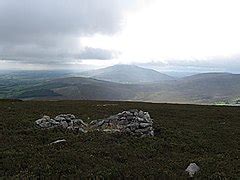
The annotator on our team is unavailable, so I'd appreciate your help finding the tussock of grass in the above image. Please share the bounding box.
[1,100,240,178]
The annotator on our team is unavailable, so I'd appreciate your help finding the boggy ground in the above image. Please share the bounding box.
[1,99,240,178]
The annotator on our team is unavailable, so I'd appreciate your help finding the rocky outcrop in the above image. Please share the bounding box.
[35,109,154,137]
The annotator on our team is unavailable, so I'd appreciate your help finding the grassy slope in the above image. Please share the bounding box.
[1,100,240,178]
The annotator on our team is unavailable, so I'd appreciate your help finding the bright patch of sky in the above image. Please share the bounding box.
[0,0,239,72]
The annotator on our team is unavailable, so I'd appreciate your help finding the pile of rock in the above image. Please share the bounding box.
[35,114,87,133]
[89,109,154,137]
[35,109,154,137]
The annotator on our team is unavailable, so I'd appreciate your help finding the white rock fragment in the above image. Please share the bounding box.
[50,139,66,145]
[185,163,200,177]
[103,129,120,133]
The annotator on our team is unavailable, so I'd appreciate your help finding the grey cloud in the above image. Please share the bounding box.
[168,57,240,72]
[138,56,240,73]
[0,0,136,63]
[76,47,117,60]
[0,46,117,64]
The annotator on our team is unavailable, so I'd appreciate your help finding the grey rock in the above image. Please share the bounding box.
[73,119,87,127]
[119,120,128,125]
[96,120,105,126]
[124,128,131,133]
[100,123,109,129]
[117,113,123,116]
[40,122,52,128]
[125,111,132,116]
[135,127,152,133]
[185,163,200,177]
[35,116,56,128]
[139,123,151,128]
[35,119,43,125]
[138,110,144,118]
[103,119,110,123]
[69,114,76,119]
[120,117,126,120]
[137,117,149,122]
[67,126,74,130]
[89,120,98,125]
[144,113,151,120]
[68,121,73,126]
[103,129,120,133]
[140,134,148,138]
[127,122,139,128]
[51,121,60,126]
[126,115,134,120]
[149,130,154,136]
[79,128,87,133]
[54,116,65,122]
[134,112,138,116]
[129,109,138,113]
[61,121,68,129]
[108,115,118,121]
[43,115,51,120]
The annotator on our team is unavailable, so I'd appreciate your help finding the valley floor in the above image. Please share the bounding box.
[1,100,240,178]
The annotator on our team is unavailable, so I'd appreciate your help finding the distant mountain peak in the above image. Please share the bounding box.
[79,64,175,83]
[112,64,137,67]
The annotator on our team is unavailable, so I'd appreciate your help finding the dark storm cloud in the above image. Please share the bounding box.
[0,0,135,63]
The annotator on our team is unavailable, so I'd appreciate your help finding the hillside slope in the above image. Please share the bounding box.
[1,100,240,178]
[179,73,240,101]
[16,77,140,100]
[134,73,240,104]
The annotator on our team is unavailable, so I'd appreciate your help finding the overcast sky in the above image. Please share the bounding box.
[0,0,239,72]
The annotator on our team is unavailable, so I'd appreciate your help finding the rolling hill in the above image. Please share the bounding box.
[9,72,239,104]
[15,77,140,100]
[179,73,240,98]
[79,64,175,83]
[0,69,239,104]
[136,73,240,104]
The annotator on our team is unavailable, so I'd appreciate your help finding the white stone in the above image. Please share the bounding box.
[61,121,68,129]
[185,163,200,177]
[139,123,151,128]
[50,139,66,145]
[138,110,144,118]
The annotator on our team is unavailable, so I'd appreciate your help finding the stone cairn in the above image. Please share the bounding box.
[35,109,154,137]
[90,109,154,137]
[35,114,88,133]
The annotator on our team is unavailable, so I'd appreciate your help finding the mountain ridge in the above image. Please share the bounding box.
[9,72,239,104]
[1,68,239,104]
